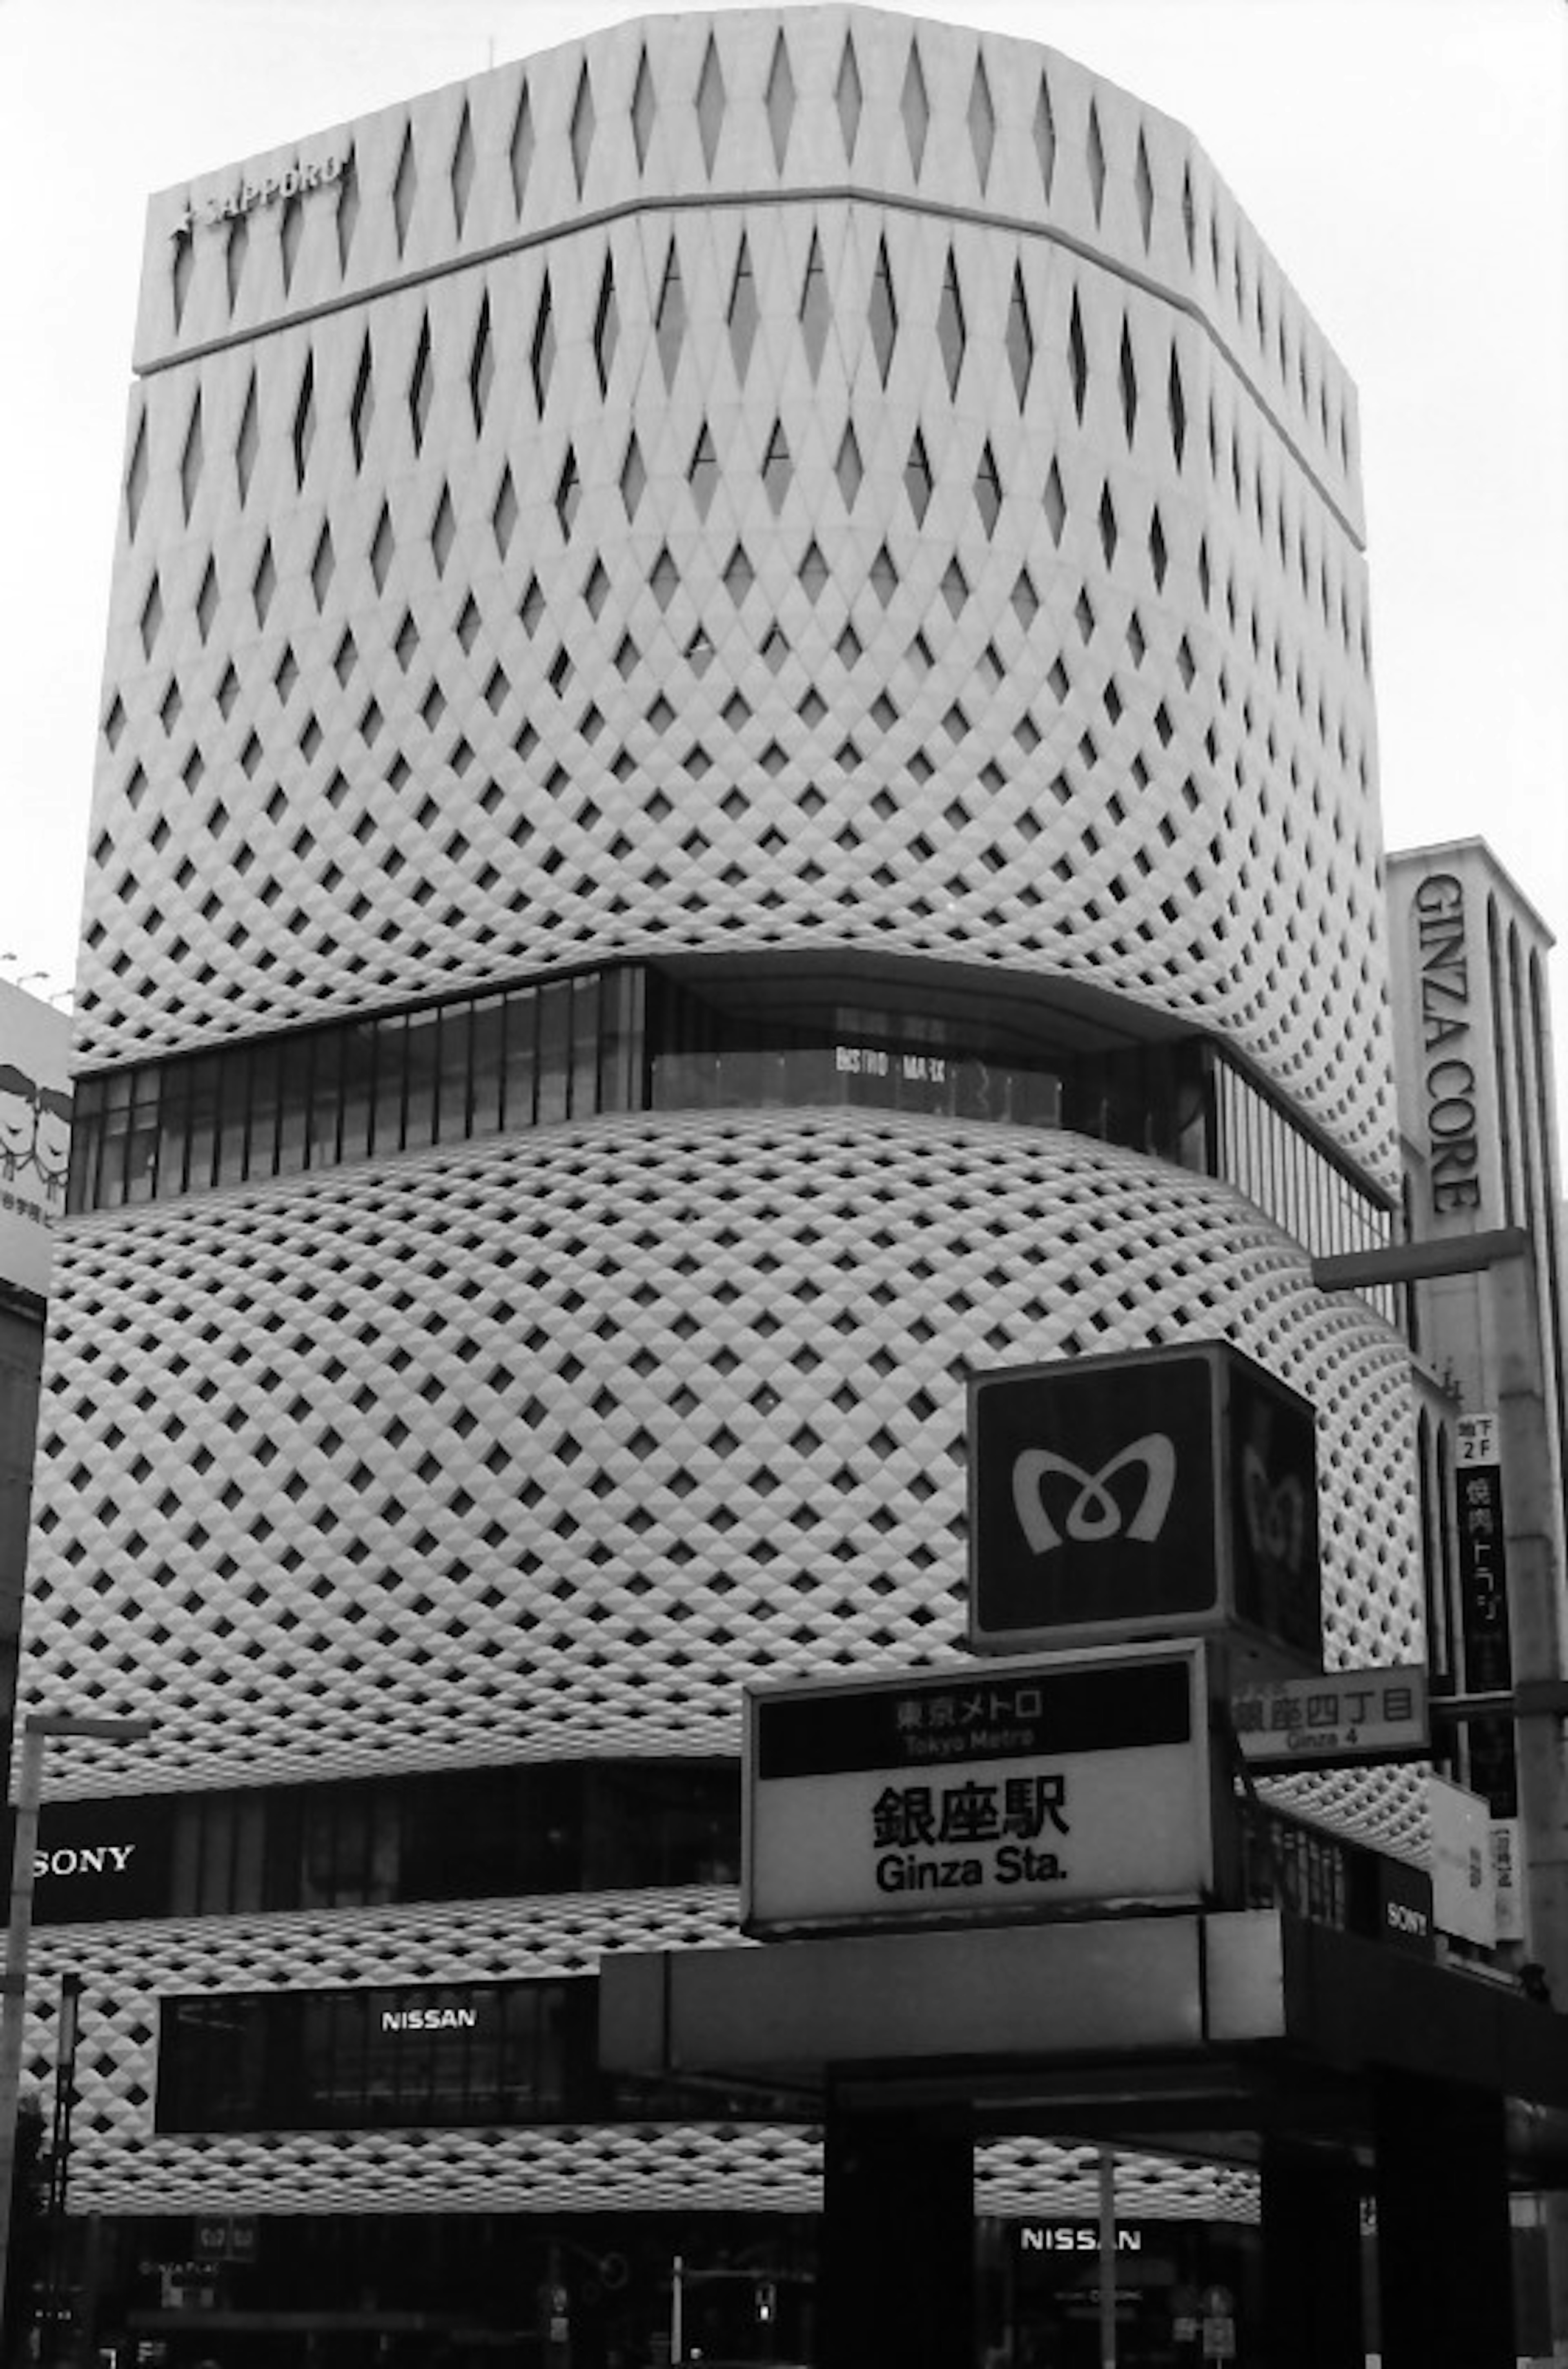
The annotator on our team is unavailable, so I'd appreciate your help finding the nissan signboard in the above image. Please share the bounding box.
[968,1343,1322,1673]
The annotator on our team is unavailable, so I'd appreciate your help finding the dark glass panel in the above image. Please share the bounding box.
[501,985,537,1128]
[402,1005,442,1149]
[369,1013,408,1154]
[276,1033,314,1176]
[570,972,600,1115]
[247,1037,283,1181]
[214,1045,252,1185]
[185,1054,222,1193]
[469,994,506,1134]
[338,1024,377,1164]
[307,1027,345,1168]
[537,980,571,1123]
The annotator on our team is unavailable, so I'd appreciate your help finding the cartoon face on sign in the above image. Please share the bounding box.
[0,1064,71,1202]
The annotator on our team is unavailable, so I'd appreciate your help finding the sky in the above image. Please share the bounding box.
[1,0,1564,1132]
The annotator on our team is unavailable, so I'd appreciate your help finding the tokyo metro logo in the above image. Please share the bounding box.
[1010,1436,1178,1558]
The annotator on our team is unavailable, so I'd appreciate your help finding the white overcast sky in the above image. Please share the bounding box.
[2,0,1564,1135]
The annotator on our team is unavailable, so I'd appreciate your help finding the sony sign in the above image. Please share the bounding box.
[1412,872,1485,1219]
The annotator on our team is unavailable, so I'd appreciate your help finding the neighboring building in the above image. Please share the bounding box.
[0,979,71,1768]
[1386,841,1567,1947]
[23,9,1433,2360]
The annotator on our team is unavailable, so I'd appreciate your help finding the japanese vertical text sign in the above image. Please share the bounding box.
[967,1344,1321,1669]
[1454,1411,1516,1817]
[742,1644,1213,1937]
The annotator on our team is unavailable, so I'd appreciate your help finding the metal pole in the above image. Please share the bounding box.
[671,2251,684,2366]
[1097,2144,1118,2369]
[0,1719,49,2349]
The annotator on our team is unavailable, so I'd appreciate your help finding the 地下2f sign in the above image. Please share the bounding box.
[968,1343,1321,1671]
[742,1643,1214,1938]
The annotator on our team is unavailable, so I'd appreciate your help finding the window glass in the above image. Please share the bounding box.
[214,1047,252,1186]
[338,1025,377,1165]
[536,981,571,1124]
[247,1038,282,1182]
[185,1055,222,1193]
[276,1035,313,1176]
[501,986,537,1128]
[469,995,505,1134]
[402,1006,442,1150]
[369,1014,408,1154]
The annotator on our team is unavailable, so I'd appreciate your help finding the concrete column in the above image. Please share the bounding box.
[818,2090,973,2369]
[1260,2137,1364,2368]
[1373,2069,1514,2369]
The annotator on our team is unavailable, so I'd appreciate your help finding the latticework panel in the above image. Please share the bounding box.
[20,1888,1258,2223]
[27,1110,1420,1796]
[82,7,1394,1183]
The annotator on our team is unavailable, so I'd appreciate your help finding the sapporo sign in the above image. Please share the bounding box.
[742,1642,1214,1938]
[968,1343,1321,1672]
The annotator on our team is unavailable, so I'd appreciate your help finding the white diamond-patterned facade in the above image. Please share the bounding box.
[32,6,1415,2249]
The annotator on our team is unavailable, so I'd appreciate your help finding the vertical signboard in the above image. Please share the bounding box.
[1455,1411,1517,1818]
[0,981,72,1298]
[968,1344,1321,1672]
[1429,1774,1498,1947]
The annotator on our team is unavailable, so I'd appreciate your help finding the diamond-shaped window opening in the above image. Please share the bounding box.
[688,423,719,518]
[431,485,456,577]
[370,501,394,591]
[1087,101,1107,225]
[835,32,862,159]
[469,292,494,432]
[697,32,726,176]
[761,419,793,515]
[869,236,898,385]
[901,38,929,177]
[650,546,680,611]
[593,257,619,392]
[279,194,305,292]
[138,571,164,657]
[904,429,934,524]
[870,544,898,606]
[171,224,195,328]
[252,540,276,625]
[974,442,1002,539]
[392,122,417,254]
[555,447,581,537]
[451,99,476,232]
[765,29,795,170]
[234,370,260,502]
[1119,321,1138,442]
[685,625,714,674]
[728,236,758,379]
[310,522,336,608]
[1097,485,1118,566]
[570,61,596,197]
[125,410,148,536]
[409,315,433,452]
[1044,458,1067,544]
[348,335,374,470]
[968,53,995,189]
[1180,161,1199,267]
[509,80,535,212]
[656,238,686,387]
[1134,128,1155,250]
[531,272,556,413]
[937,248,966,395]
[620,431,647,519]
[291,357,315,489]
[1167,347,1187,466]
[799,541,829,603]
[492,464,521,557]
[1033,75,1057,201]
[1011,566,1039,626]
[1006,265,1034,406]
[1069,291,1088,421]
[631,46,656,171]
[941,559,968,618]
[724,542,755,604]
[178,392,203,523]
[335,152,361,267]
[835,421,864,508]
[196,555,220,643]
[800,232,830,378]
[1075,588,1096,644]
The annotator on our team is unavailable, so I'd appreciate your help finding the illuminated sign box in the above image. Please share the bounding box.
[968,1343,1322,1674]
[742,1642,1214,1939]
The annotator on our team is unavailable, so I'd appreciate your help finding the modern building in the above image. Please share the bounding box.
[0,978,72,1769]
[17,6,1470,2360]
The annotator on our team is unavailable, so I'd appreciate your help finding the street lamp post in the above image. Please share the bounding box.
[0,1714,152,2360]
